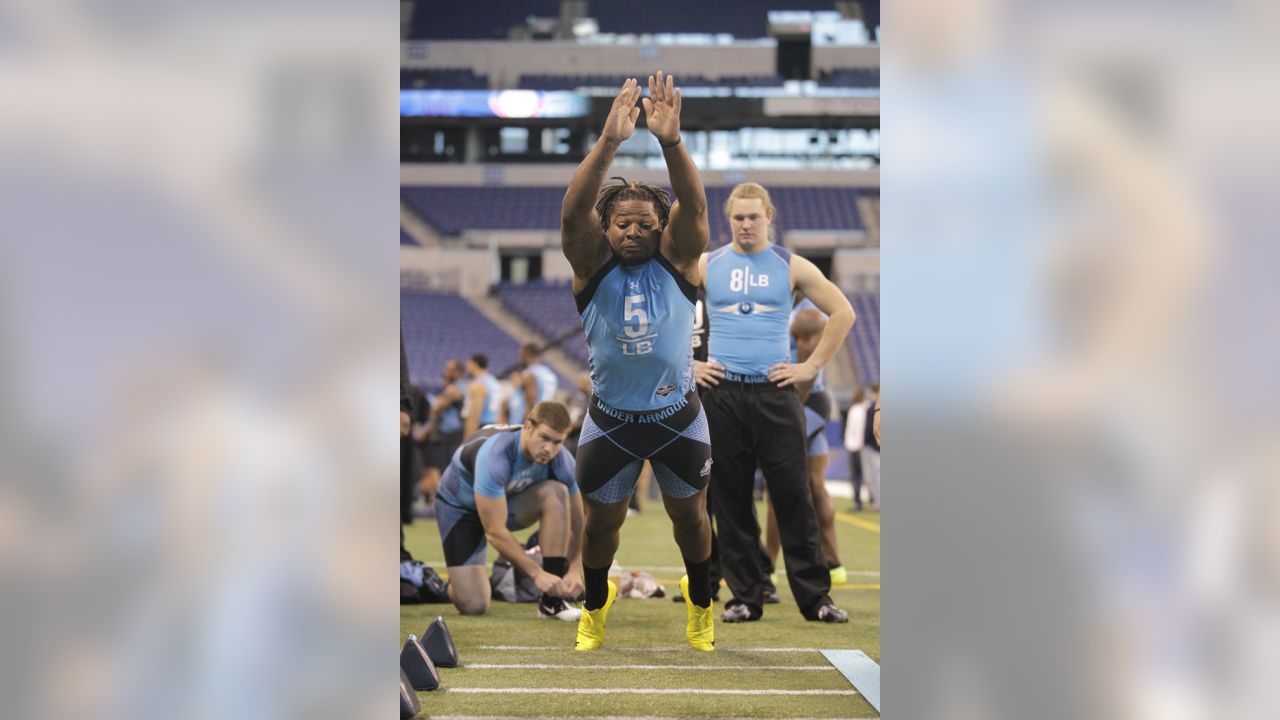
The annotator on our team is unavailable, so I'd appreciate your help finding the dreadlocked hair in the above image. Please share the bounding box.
[594,177,672,231]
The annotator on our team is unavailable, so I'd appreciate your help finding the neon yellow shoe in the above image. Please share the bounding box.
[680,575,715,652]
[769,572,778,587]
[830,565,848,586]
[574,579,618,651]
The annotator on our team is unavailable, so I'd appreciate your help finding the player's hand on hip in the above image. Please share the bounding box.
[533,570,562,595]
[602,78,642,144]
[693,360,724,388]
[768,361,818,388]
[401,411,410,436]
[642,70,682,146]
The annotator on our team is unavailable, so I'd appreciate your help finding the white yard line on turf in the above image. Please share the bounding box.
[464,663,835,671]
[433,716,880,720]
[444,688,859,696]
[477,646,832,652]
[622,565,879,577]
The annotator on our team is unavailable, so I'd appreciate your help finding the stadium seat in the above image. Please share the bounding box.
[401,291,522,392]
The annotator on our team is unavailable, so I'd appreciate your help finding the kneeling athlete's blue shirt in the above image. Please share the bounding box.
[437,426,577,512]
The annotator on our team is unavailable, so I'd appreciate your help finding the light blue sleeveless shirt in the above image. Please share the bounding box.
[438,379,467,434]
[705,244,793,378]
[576,253,697,412]
[506,386,527,425]
[470,373,500,425]
[525,362,558,402]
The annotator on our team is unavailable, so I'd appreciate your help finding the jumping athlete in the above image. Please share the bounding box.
[560,72,715,651]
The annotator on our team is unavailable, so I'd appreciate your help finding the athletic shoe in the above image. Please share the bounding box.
[537,596,583,622]
[769,572,778,587]
[721,603,759,623]
[671,590,721,603]
[757,576,778,599]
[679,575,715,652]
[815,602,849,623]
[829,565,848,586]
[574,580,618,651]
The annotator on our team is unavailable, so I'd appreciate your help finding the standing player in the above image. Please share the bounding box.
[422,359,468,507]
[464,353,500,437]
[519,343,559,407]
[502,368,528,425]
[435,401,584,620]
[561,72,715,651]
[764,307,846,586]
[700,182,855,623]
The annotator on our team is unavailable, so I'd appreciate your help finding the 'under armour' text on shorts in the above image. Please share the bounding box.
[575,390,712,504]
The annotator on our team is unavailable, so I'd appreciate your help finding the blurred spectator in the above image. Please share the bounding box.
[845,383,880,510]
[844,387,868,510]
[421,359,467,512]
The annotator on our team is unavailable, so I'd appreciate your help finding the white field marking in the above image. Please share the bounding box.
[443,688,859,696]
[432,712,880,717]
[463,663,834,671]
[622,565,878,577]
[477,646,830,653]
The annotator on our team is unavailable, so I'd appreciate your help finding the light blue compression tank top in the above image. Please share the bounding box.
[705,244,793,378]
[438,378,467,434]
[526,362,558,402]
[506,387,527,425]
[576,253,697,411]
[471,373,500,425]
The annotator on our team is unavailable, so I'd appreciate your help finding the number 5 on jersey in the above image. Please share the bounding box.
[623,294,655,355]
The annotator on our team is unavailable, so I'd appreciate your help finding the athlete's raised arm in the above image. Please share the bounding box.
[561,78,642,290]
[645,71,708,273]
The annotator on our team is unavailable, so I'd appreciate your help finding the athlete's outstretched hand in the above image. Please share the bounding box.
[693,360,725,389]
[602,78,642,145]
[768,361,819,388]
[642,70,682,147]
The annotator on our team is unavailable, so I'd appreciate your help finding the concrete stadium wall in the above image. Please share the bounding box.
[811,44,880,72]
[399,245,494,297]
[400,244,877,294]
[401,164,879,188]
[403,41,879,86]
[402,41,778,87]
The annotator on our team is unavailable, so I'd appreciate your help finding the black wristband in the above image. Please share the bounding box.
[660,137,681,148]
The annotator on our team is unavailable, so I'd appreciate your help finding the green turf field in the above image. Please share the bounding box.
[402,499,880,718]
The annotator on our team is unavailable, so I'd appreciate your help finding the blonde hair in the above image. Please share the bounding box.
[724,182,776,219]
[723,182,777,241]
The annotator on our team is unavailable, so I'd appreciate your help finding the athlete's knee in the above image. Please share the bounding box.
[584,508,624,540]
[664,495,708,528]
[454,595,490,616]
[449,583,490,616]
[537,481,570,507]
